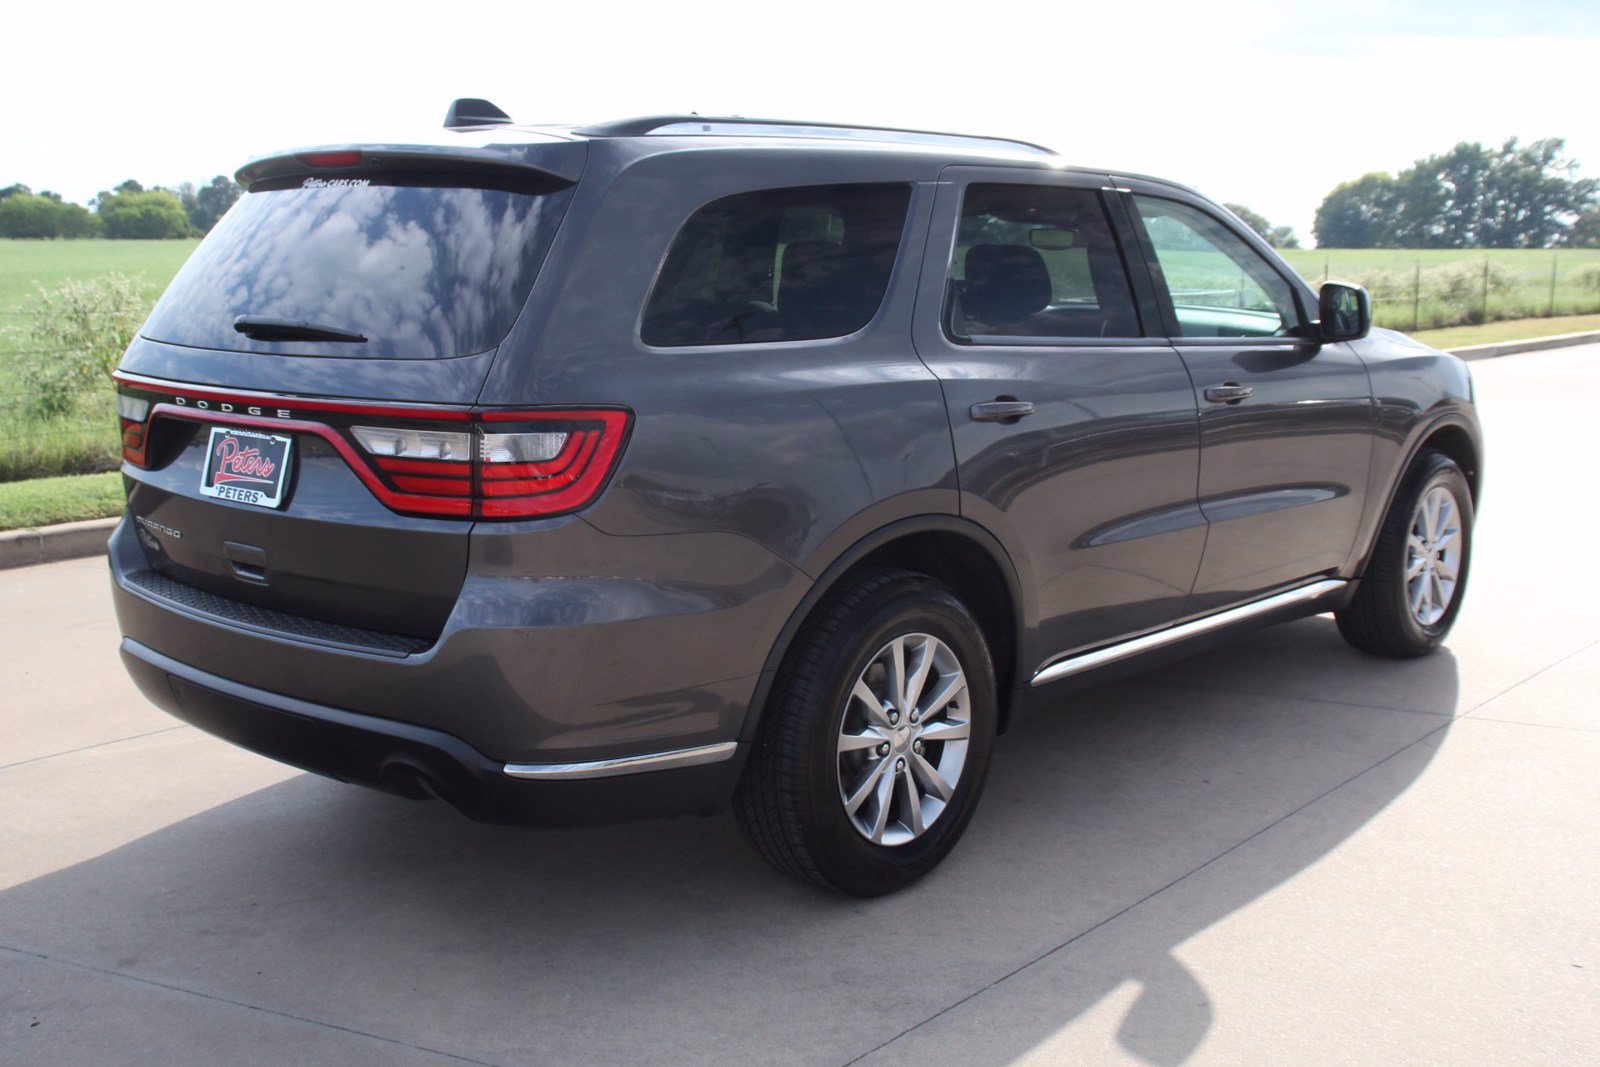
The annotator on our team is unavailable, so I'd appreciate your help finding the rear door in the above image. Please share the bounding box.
[115,161,578,641]
[912,168,1205,672]
[1120,183,1374,613]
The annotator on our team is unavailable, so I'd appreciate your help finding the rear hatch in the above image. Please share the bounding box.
[114,140,593,644]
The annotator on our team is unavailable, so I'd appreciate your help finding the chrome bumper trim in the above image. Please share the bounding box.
[503,741,739,781]
[1030,578,1348,688]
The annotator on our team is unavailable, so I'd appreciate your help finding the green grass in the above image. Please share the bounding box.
[0,238,197,312]
[0,470,123,531]
[1410,313,1600,350]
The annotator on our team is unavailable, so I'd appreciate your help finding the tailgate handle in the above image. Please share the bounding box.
[223,541,268,585]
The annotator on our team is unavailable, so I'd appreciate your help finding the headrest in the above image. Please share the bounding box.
[962,244,1053,325]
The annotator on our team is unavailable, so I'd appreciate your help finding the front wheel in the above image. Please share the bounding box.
[734,569,997,896]
[1337,450,1474,657]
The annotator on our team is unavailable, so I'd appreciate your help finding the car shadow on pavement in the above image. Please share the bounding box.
[0,616,1458,1066]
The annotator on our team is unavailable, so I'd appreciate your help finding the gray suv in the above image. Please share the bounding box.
[110,102,1481,895]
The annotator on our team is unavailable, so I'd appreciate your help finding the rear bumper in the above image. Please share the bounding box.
[121,638,747,826]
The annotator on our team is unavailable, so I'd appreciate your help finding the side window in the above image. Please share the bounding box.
[948,184,1141,341]
[641,184,911,347]
[1132,196,1303,339]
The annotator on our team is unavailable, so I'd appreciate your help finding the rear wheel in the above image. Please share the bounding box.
[734,569,997,896]
[1337,451,1473,657]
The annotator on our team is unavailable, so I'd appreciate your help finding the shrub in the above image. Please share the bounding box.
[97,189,193,239]
[10,274,149,418]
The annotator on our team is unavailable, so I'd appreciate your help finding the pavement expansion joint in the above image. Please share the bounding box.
[0,944,503,1067]
[847,718,1454,1064]
[0,725,189,774]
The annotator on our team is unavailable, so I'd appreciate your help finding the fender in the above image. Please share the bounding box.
[1352,407,1482,578]
[734,514,1028,744]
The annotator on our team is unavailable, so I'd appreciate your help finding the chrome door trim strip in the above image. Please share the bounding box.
[1030,579,1347,688]
[503,741,738,781]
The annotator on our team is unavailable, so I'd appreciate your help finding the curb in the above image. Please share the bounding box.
[1449,329,1600,361]
[0,517,118,571]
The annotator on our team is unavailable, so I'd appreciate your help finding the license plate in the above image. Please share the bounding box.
[199,426,293,509]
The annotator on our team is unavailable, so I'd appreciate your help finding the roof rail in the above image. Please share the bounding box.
[569,115,1055,155]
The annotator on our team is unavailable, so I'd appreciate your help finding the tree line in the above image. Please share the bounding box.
[1313,137,1599,249]
[0,177,242,239]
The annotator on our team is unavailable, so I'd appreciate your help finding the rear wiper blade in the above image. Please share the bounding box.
[233,315,368,343]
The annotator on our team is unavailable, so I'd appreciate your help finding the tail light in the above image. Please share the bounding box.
[352,410,631,518]
[112,375,630,521]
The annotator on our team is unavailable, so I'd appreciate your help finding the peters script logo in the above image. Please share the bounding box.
[302,177,370,189]
[211,434,278,487]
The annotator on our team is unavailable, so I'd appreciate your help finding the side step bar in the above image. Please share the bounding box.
[1031,579,1348,688]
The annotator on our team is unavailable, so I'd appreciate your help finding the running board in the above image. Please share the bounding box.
[1030,579,1348,688]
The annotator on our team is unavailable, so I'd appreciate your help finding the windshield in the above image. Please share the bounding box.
[141,179,574,359]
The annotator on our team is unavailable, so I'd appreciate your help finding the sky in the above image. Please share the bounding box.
[3,0,1596,246]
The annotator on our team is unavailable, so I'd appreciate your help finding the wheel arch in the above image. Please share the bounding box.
[738,515,1028,742]
[1355,411,1482,577]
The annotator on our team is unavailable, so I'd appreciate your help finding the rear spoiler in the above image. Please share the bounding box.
[235,140,587,191]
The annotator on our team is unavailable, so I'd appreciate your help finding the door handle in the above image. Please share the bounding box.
[1203,382,1254,404]
[970,399,1035,423]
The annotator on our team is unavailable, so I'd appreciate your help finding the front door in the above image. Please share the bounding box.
[912,169,1205,675]
[1123,186,1375,613]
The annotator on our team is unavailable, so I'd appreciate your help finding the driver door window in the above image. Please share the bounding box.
[1132,196,1303,339]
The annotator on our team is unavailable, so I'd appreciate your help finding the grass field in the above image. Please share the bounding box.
[1411,313,1600,349]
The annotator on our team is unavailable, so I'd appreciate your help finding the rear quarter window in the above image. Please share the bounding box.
[641,184,912,347]
[141,179,575,360]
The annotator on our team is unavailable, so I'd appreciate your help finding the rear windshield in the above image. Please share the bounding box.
[141,179,575,359]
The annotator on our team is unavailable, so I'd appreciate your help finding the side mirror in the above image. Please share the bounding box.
[1318,281,1371,342]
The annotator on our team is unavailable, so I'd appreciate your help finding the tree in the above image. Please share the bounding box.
[97,188,193,238]
[0,183,32,200]
[1312,138,1598,248]
[1569,207,1600,248]
[0,193,100,238]
[1313,173,1402,248]
[1224,203,1300,249]
[189,175,242,233]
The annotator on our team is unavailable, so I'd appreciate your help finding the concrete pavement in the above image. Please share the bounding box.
[2,347,1597,1065]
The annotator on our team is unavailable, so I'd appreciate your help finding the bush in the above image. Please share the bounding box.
[97,189,193,239]
[9,274,150,418]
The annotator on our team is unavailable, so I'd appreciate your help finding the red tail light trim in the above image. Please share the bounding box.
[112,374,630,521]
[147,405,473,516]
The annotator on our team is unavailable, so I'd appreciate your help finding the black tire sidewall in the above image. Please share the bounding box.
[1383,455,1474,650]
[796,579,997,895]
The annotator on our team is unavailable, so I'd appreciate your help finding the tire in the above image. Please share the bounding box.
[1337,450,1473,658]
[734,569,997,896]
